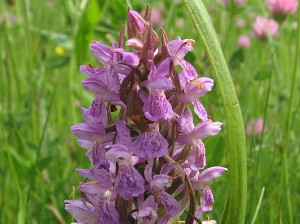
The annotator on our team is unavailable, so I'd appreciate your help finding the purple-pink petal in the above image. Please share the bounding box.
[82,97,107,129]
[194,206,204,223]
[181,77,214,103]
[133,123,168,159]
[150,174,172,193]
[192,120,222,139]
[106,146,132,165]
[76,168,112,185]
[160,163,175,175]
[142,76,173,90]
[176,108,194,134]
[79,182,112,202]
[167,38,183,56]
[189,139,206,170]
[175,39,195,60]
[197,77,214,92]
[177,120,222,145]
[178,59,198,84]
[115,120,133,149]
[142,60,173,90]
[114,63,131,76]
[80,65,107,78]
[71,123,105,142]
[156,192,180,217]
[167,38,195,64]
[193,166,228,190]
[97,201,119,224]
[137,195,158,224]
[70,193,118,224]
[192,99,208,121]
[82,78,125,107]
[81,141,111,167]
[128,10,148,36]
[126,38,144,51]
[144,159,154,183]
[200,186,214,211]
[90,41,113,65]
[114,164,145,200]
[143,89,174,122]
[65,200,97,224]
[154,57,172,78]
[82,78,117,99]
[112,48,140,67]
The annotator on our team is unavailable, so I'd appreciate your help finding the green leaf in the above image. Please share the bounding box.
[37,155,54,171]
[39,30,72,49]
[7,146,30,174]
[254,66,272,81]
[205,135,225,165]
[17,190,27,224]
[229,48,244,71]
[46,56,70,68]
[183,1,247,224]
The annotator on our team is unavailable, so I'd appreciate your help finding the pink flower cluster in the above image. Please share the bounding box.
[237,35,251,48]
[267,0,298,17]
[252,16,279,40]
[252,0,298,41]
[246,118,264,136]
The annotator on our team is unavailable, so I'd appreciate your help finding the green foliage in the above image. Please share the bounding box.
[254,66,272,81]
[74,0,100,65]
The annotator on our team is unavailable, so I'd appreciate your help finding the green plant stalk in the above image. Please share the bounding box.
[125,0,132,8]
[69,54,78,124]
[281,4,300,224]
[164,1,176,30]
[250,187,265,224]
[183,1,247,223]
[26,81,58,211]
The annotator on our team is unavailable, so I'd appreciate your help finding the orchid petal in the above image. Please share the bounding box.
[114,165,145,200]
[80,65,107,78]
[65,200,97,224]
[156,192,180,217]
[142,89,174,122]
[90,41,112,65]
[200,186,214,211]
[76,168,112,185]
[133,123,168,158]
[115,120,133,149]
[176,108,194,134]
[192,99,208,121]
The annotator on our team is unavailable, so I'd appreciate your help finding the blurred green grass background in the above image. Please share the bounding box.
[0,0,299,223]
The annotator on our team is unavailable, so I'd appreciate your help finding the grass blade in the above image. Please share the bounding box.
[251,187,265,224]
[183,1,247,223]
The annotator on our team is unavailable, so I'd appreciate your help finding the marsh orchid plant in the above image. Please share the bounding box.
[65,6,227,224]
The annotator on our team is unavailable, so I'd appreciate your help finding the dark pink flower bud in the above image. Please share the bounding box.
[126,38,144,50]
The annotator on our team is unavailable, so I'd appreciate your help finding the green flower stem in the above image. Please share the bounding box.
[183,1,247,224]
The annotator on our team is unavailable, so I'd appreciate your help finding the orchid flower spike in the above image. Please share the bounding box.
[65,5,227,224]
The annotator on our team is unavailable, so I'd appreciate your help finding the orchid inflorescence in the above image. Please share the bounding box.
[65,6,227,224]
